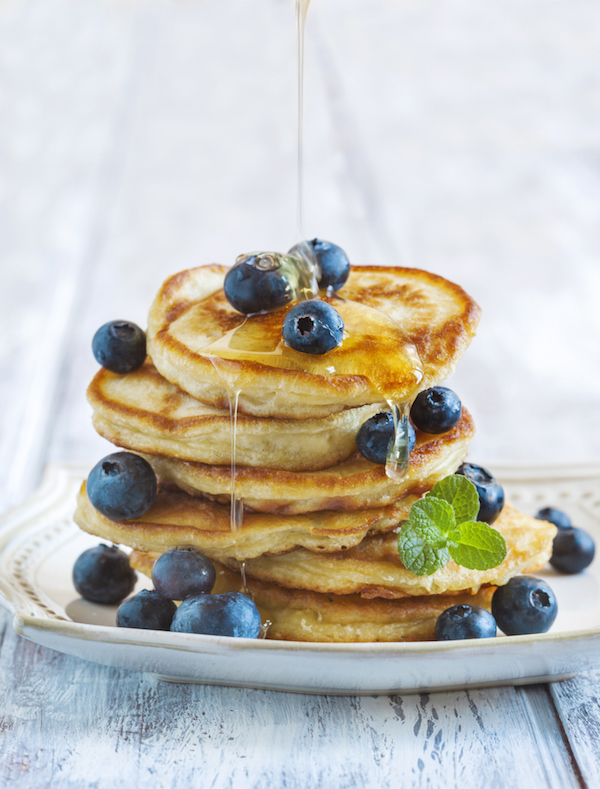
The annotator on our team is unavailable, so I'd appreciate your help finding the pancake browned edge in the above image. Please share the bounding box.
[147,409,475,513]
[130,552,496,643]
[147,265,481,419]
[74,483,417,560]
[225,504,557,599]
[88,361,383,472]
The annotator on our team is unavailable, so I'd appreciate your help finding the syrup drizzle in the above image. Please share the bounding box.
[201,0,420,611]
[296,0,311,239]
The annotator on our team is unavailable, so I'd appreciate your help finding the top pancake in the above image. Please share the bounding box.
[147,265,481,419]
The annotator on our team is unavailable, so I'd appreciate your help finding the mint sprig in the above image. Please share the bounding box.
[398,475,507,576]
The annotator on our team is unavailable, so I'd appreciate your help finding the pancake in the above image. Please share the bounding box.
[130,554,496,643]
[147,408,475,513]
[223,504,556,598]
[74,483,417,559]
[88,361,382,472]
[147,265,481,419]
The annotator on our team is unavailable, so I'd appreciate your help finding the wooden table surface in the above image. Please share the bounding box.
[1,0,600,786]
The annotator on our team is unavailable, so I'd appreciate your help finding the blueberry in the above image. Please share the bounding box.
[435,605,497,640]
[356,411,416,465]
[456,463,505,524]
[72,544,136,605]
[87,452,157,521]
[535,507,572,531]
[224,253,292,314]
[492,576,558,635]
[550,528,595,574]
[410,387,462,434]
[170,592,262,638]
[116,589,176,630]
[152,549,216,600]
[308,238,351,292]
[282,299,344,355]
[92,321,146,374]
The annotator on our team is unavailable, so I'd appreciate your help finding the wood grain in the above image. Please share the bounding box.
[0,0,599,786]
[0,612,584,788]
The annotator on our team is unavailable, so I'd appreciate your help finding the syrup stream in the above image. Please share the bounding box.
[296,0,311,239]
[205,0,418,616]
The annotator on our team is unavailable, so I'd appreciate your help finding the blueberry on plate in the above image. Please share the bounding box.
[170,592,262,638]
[550,528,595,574]
[282,299,344,355]
[307,238,351,292]
[535,506,572,531]
[356,411,416,465]
[92,320,146,374]
[116,589,176,630]
[224,252,293,314]
[87,452,157,521]
[410,387,462,434]
[435,605,497,640]
[492,576,558,635]
[456,463,505,524]
[152,549,216,600]
[73,544,136,605]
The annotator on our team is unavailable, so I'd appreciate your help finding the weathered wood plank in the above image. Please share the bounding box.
[549,672,600,787]
[0,0,140,510]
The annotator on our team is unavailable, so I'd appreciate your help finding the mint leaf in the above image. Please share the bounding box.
[427,475,479,524]
[447,521,507,570]
[397,497,455,575]
[397,523,451,576]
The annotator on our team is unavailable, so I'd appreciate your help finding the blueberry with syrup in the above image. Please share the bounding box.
[282,299,344,355]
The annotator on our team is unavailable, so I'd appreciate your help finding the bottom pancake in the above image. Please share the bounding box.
[130,552,496,643]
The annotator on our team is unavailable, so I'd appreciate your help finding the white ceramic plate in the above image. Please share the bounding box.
[1,463,599,695]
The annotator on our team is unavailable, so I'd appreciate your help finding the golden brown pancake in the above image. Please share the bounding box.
[147,408,475,513]
[74,483,417,559]
[222,504,556,598]
[130,554,496,643]
[147,265,481,419]
[88,361,382,472]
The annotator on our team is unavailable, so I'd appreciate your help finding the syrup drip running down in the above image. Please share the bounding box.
[228,389,243,532]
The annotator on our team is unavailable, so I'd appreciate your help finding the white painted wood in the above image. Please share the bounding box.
[0,0,599,785]
[0,618,582,789]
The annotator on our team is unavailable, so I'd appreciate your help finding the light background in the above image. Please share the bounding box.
[1,0,599,509]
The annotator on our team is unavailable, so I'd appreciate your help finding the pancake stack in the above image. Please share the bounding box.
[74,264,556,641]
